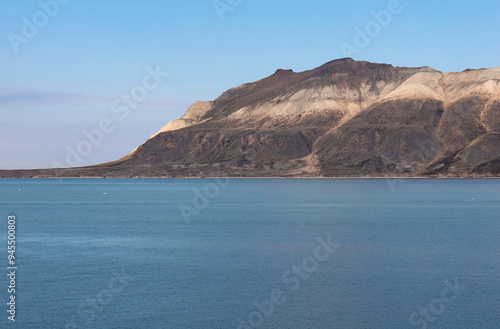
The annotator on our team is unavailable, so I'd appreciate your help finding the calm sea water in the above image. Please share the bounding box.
[0,178,499,328]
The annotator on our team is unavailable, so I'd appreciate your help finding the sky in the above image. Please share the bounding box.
[1,0,499,169]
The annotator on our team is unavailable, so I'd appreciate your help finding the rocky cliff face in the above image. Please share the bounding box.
[3,58,500,178]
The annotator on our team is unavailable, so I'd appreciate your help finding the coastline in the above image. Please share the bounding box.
[1,176,499,179]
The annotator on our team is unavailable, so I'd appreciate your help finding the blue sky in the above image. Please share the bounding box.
[1,0,499,169]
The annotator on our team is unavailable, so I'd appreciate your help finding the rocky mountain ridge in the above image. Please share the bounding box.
[2,58,500,178]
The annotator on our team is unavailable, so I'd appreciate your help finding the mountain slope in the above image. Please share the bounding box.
[2,58,500,178]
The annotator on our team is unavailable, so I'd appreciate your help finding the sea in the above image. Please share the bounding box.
[0,178,498,328]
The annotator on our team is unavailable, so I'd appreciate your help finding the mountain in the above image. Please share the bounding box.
[2,58,500,178]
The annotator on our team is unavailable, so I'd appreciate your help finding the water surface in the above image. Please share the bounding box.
[0,179,498,328]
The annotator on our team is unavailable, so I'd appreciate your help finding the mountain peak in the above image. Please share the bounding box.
[274,68,294,74]
[3,59,500,178]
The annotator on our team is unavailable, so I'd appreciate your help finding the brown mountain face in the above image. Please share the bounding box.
[3,58,500,178]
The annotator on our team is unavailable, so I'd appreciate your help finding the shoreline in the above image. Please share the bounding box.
[1,176,499,180]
